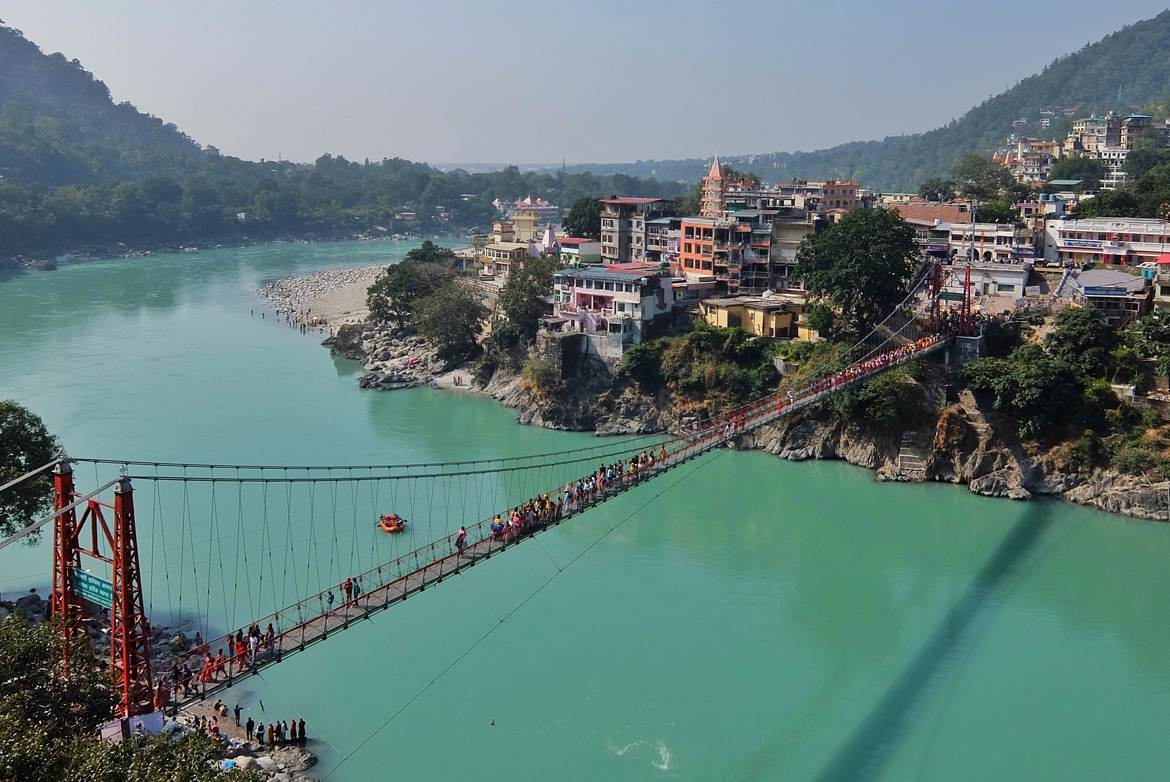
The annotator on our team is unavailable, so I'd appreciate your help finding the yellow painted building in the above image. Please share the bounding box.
[699,295,808,339]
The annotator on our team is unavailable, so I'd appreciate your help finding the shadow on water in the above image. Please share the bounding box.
[332,353,363,377]
[816,502,1056,782]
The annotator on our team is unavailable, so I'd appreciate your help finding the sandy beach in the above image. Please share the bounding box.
[256,265,383,331]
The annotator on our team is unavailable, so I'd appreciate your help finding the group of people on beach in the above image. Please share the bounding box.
[253,307,329,335]
[190,700,308,748]
[246,715,306,747]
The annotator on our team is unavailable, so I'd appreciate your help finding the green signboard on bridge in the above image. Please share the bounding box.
[73,568,113,607]
[939,291,965,302]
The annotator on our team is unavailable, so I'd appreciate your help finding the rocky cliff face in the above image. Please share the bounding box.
[739,386,1170,522]
[327,323,1169,522]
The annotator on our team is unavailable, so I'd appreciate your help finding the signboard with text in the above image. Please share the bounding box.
[73,568,113,607]
[939,291,965,301]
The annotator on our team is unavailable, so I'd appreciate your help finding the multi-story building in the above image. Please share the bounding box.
[1119,114,1170,149]
[511,196,561,226]
[479,242,530,280]
[1045,217,1170,267]
[1065,113,1122,156]
[1098,147,1131,189]
[770,208,818,291]
[946,222,1040,263]
[511,205,544,242]
[820,179,860,211]
[599,197,678,264]
[1005,137,1062,184]
[1071,268,1152,326]
[675,207,815,295]
[645,216,681,266]
[551,263,674,343]
[724,178,860,214]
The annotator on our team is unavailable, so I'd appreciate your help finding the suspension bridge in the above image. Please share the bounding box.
[0,261,980,717]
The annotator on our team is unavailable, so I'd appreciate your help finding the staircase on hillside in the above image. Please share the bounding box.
[897,430,930,479]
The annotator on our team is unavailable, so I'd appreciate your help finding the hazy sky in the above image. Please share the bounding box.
[6,0,1169,165]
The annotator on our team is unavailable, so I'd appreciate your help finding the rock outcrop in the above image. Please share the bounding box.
[325,314,1169,522]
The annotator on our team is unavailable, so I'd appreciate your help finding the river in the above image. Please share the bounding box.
[2,240,1170,780]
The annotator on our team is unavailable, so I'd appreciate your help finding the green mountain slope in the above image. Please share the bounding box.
[556,10,1170,191]
[0,23,206,185]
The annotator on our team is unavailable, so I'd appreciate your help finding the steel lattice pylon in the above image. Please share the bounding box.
[110,476,153,716]
[49,461,87,658]
[50,467,154,716]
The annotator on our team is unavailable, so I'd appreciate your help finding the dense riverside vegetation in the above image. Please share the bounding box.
[962,309,1170,477]
[619,324,780,408]
[0,613,258,781]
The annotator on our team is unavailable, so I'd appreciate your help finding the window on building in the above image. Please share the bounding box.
[625,283,634,292]
[575,279,583,288]
[685,243,692,253]
[684,258,694,268]
[605,282,614,291]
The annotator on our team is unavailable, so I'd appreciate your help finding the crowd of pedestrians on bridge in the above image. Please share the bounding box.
[150,330,951,716]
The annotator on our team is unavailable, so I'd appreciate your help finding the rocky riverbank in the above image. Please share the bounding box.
[319,313,1170,522]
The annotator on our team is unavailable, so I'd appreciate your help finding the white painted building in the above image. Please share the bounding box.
[1044,217,1170,267]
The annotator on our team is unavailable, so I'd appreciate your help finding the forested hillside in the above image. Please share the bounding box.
[0,23,204,185]
[555,10,1170,191]
[0,24,685,257]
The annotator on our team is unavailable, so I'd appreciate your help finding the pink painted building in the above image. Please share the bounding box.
[551,263,673,342]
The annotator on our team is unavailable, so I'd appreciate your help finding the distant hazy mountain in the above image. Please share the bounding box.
[0,22,205,185]
[544,10,1170,192]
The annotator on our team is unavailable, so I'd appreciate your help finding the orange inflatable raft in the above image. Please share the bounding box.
[379,514,406,533]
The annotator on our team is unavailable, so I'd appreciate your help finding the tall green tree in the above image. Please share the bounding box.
[413,280,487,359]
[562,198,602,240]
[917,177,957,202]
[1046,157,1106,191]
[403,240,458,265]
[0,400,58,539]
[975,199,1017,223]
[366,243,460,329]
[794,208,918,338]
[1077,189,1140,218]
[951,155,1014,200]
[494,254,561,345]
[1044,306,1114,378]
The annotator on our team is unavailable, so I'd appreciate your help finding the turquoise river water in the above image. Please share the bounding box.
[3,241,1170,780]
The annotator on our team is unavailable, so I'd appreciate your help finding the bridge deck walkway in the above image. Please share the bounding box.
[173,336,952,708]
